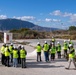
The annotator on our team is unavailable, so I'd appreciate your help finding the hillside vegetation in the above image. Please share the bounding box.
[0,26,76,42]
[10,28,47,39]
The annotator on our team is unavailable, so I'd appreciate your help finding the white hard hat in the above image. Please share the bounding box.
[69,44,72,47]
[37,42,40,45]
[52,43,54,44]
[57,42,60,44]
[45,41,47,43]
[21,45,24,48]
[11,43,13,45]
[64,40,66,42]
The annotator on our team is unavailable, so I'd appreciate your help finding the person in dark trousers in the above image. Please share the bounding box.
[5,45,10,67]
[1,43,6,65]
[18,45,21,64]
[51,36,55,45]
[63,40,68,58]
[20,46,27,68]
[56,42,61,59]
[36,42,42,62]
[50,43,56,61]
[9,43,14,63]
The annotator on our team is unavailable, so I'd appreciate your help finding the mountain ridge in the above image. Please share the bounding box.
[0,18,59,31]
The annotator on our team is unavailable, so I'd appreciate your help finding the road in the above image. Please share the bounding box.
[0,39,76,75]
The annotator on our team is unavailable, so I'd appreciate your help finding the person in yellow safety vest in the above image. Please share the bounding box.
[63,40,68,58]
[43,41,49,62]
[65,44,76,70]
[50,43,56,61]
[20,46,27,68]
[51,37,55,45]
[68,39,74,50]
[56,42,61,59]
[9,43,14,63]
[36,42,42,62]
[0,43,6,65]
[13,46,18,67]
[5,44,10,67]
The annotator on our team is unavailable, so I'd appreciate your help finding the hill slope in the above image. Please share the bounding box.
[0,18,59,31]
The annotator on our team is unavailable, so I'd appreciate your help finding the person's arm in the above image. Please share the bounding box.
[25,50,27,55]
[70,49,74,53]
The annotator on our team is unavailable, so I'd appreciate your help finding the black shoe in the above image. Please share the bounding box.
[65,68,69,70]
[40,60,42,61]
[74,68,76,70]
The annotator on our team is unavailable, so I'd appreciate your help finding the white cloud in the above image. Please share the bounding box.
[70,14,76,22]
[52,19,61,22]
[13,16,35,21]
[50,10,62,16]
[0,15,7,19]
[63,12,72,17]
[45,18,61,22]
[50,10,72,17]
[45,18,52,22]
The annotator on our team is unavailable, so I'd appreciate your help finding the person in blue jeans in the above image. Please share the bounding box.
[43,41,49,62]
[13,46,18,67]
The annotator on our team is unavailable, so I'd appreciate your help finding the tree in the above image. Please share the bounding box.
[69,26,76,31]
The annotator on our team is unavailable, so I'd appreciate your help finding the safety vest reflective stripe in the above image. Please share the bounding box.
[9,46,13,53]
[63,43,68,50]
[36,45,41,52]
[5,47,10,56]
[50,47,56,54]
[57,45,61,51]
[1,46,5,54]
[13,50,18,58]
[52,39,55,41]
[20,49,26,58]
[69,48,75,58]
[43,44,49,51]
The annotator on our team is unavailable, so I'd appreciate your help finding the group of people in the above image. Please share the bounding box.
[0,37,76,70]
[0,43,27,68]
[36,38,76,70]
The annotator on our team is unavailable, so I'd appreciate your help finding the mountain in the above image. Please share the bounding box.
[0,18,59,31]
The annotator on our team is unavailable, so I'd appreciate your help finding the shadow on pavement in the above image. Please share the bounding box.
[27,61,64,68]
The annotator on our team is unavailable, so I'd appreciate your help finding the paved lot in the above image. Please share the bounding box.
[0,39,76,75]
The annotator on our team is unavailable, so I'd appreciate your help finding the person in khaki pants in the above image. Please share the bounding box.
[65,44,76,70]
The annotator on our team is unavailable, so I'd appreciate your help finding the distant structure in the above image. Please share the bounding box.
[4,32,13,43]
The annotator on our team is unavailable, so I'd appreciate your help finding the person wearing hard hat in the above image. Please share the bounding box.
[20,46,27,68]
[68,39,74,50]
[36,42,42,62]
[13,46,18,67]
[4,44,10,67]
[56,42,61,59]
[18,45,21,64]
[0,43,6,65]
[51,36,55,45]
[43,41,49,62]
[63,40,68,58]
[50,43,56,61]
[9,43,14,63]
[65,44,76,70]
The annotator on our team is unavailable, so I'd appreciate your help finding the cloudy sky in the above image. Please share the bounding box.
[0,0,76,29]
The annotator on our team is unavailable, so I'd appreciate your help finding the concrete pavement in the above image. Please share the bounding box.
[0,39,76,75]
